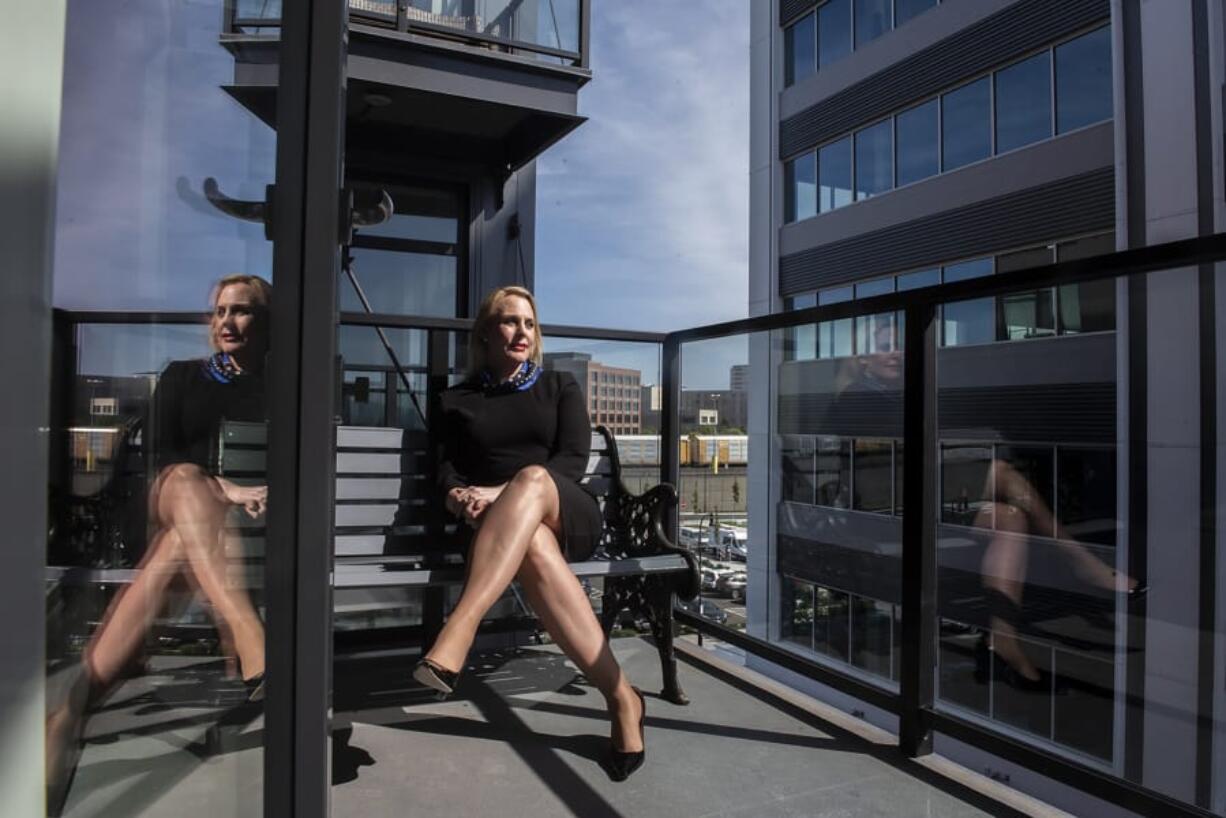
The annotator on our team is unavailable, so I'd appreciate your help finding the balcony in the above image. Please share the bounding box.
[43,233,1226,818]
[221,0,590,172]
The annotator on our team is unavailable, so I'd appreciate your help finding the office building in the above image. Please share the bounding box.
[748,1,1226,814]
[543,351,643,434]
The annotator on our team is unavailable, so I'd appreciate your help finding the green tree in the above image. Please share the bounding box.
[731,479,741,507]
[691,485,700,513]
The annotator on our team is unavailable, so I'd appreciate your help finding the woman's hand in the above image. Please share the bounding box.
[447,485,506,529]
[217,478,268,519]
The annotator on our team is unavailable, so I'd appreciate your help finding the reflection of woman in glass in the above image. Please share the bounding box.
[48,275,271,803]
[976,459,1138,686]
[413,286,647,781]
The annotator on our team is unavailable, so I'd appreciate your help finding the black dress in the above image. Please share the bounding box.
[437,370,602,562]
[150,358,266,472]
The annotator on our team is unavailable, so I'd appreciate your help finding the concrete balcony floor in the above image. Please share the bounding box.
[56,636,1066,817]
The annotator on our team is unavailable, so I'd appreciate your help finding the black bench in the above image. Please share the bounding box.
[216,421,701,704]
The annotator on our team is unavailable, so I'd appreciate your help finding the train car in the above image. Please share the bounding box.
[686,434,748,466]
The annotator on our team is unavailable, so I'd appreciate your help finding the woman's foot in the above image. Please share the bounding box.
[607,686,646,782]
[413,657,461,698]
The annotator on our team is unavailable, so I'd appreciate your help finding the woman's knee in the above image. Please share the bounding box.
[511,465,551,492]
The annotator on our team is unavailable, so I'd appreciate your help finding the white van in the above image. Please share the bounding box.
[714,528,748,561]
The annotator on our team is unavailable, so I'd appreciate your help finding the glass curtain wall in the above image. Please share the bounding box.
[41,0,325,814]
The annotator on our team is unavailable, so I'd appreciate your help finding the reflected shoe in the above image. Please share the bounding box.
[607,686,646,782]
[244,673,266,703]
[413,658,459,698]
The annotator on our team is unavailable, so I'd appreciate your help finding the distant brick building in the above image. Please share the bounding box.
[542,352,642,435]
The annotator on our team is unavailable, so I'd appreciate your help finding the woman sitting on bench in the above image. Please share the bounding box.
[48,275,272,800]
[413,285,647,782]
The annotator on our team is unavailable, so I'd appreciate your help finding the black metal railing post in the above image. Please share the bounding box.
[660,335,682,543]
[899,299,938,757]
[421,328,451,648]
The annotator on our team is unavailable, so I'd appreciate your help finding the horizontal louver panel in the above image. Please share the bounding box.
[780,168,1114,295]
[780,0,818,26]
[938,383,1116,443]
[780,0,1109,158]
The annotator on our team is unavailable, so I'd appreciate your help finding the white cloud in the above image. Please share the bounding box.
[535,0,750,334]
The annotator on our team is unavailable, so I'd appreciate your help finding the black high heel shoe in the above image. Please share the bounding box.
[244,672,265,703]
[413,658,460,698]
[607,686,646,782]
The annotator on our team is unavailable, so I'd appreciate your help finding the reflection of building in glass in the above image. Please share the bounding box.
[543,352,641,435]
[729,364,749,392]
[680,389,747,433]
[752,0,1225,806]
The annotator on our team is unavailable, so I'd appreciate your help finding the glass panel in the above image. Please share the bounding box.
[816,436,852,507]
[942,78,991,170]
[894,0,937,27]
[855,311,899,355]
[785,294,818,361]
[997,245,1054,273]
[998,288,1056,340]
[853,439,893,513]
[855,277,894,299]
[819,137,853,213]
[854,0,892,48]
[855,119,894,200]
[785,153,818,223]
[934,268,1138,769]
[851,596,895,677]
[355,186,460,242]
[942,258,995,347]
[818,0,852,69]
[814,584,851,661]
[785,12,817,87]
[1056,447,1117,546]
[341,249,458,316]
[44,1,302,810]
[782,578,815,649]
[941,444,994,528]
[895,98,940,186]
[896,267,941,291]
[773,320,903,688]
[1057,234,1117,334]
[819,318,854,358]
[994,52,1052,153]
[678,336,753,632]
[819,285,854,305]
[1056,25,1113,134]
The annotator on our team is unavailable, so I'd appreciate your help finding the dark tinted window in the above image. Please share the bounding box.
[785,153,817,223]
[819,137,853,212]
[855,119,893,200]
[895,99,939,185]
[1057,447,1117,545]
[853,439,893,513]
[942,78,991,170]
[816,436,852,508]
[854,0,891,48]
[994,52,1052,153]
[894,0,937,27]
[1056,26,1113,133]
[818,0,853,68]
[941,444,994,528]
[785,12,817,87]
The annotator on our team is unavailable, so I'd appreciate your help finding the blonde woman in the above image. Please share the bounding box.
[414,285,647,781]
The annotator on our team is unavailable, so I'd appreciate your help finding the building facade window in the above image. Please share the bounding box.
[855,119,894,200]
[994,51,1052,153]
[783,26,1112,225]
[819,137,853,212]
[1055,26,1113,134]
[895,98,940,186]
[818,0,853,69]
[941,77,991,171]
[785,0,942,88]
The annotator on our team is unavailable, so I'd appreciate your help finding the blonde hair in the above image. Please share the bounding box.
[467,285,543,377]
[208,274,273,353]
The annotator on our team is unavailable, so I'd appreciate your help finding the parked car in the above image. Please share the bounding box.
[678,597,728,625]
[715,571,747,601]
[678,526,710,550]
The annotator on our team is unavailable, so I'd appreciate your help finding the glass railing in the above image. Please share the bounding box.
[227,0,587,67]
[662,233,1226,818]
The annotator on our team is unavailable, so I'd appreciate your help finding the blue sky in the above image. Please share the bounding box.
[535,0,751,387]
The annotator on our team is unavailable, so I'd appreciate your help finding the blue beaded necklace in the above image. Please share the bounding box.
[480,360,541,395]
[203,352,244,384]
